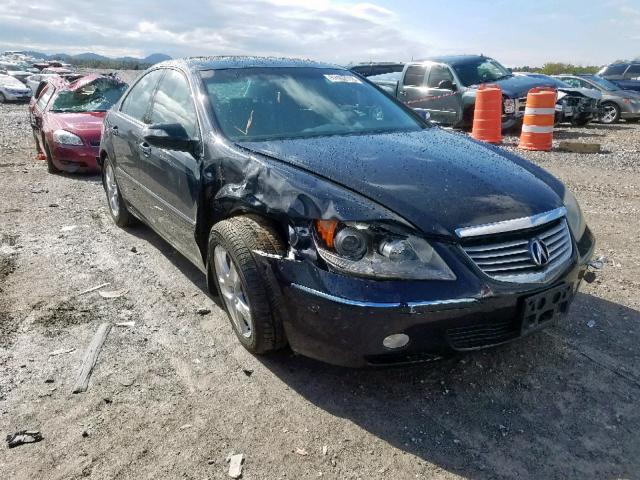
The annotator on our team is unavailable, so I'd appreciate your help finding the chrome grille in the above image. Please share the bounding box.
[462,219,573,283]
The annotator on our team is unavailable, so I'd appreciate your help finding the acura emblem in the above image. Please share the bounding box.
[528,238,550,267]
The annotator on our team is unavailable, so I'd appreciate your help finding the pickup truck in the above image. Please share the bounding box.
[369,55,553,130]
[597,62,640,92]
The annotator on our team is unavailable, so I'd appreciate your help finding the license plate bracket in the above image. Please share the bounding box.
[521,284,573,334]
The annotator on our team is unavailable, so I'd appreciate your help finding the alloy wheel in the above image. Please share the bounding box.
[213,245,253,338]
[104,163,120,216]
[601,104,618,124]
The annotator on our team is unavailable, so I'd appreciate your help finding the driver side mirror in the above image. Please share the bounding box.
[438,79,456,91]
[142,123,196,153]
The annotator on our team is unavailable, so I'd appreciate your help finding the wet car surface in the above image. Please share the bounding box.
[99,57,595,366]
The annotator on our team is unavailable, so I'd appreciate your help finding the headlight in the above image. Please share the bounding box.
[313,220,456,280]
[53,129,84,146]
[563,189,586,239]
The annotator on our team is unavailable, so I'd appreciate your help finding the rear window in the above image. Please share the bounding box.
[602,64,627,76]
[403,65,427,87]
[625,65,640,78]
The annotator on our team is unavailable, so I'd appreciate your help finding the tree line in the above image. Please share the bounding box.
[512,63,600,75]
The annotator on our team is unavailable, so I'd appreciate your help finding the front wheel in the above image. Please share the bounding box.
[103,156,134,227]
[208,216,287,354]
[44,142,59,174]
[600,102,621,124]
[0,92,6,103]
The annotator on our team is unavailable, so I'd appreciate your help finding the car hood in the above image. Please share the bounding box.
[241,129,564,238]
[48,111,105,133]
[558,87,602,100]
[472,75,551,98]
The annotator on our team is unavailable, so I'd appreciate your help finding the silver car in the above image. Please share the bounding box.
[0,74,31,102]
[555,74,640,124]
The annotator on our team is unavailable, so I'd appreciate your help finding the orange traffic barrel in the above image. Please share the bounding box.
[518,87,556,151]
[472,84,502,144]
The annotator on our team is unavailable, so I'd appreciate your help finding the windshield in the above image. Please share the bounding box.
[50,80,127,113]
[200,67,423,142]
[452,58,512,86]
[586,76,620,91]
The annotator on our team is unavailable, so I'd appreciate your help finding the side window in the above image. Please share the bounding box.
[625,65,640,79]
[603,64,627,77]
[403,65,428,87]
[150,69,198,138]
[36,85,54,110]
[120,69,164,123]
[578,79,596,89]
[427,64,454,88]
[562,78,580,88]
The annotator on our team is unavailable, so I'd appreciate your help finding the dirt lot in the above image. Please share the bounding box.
[0,101,639,480]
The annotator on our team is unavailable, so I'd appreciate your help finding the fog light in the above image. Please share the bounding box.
[383,333,409,349]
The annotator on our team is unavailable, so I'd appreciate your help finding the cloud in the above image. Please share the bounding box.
[0,0,433,63]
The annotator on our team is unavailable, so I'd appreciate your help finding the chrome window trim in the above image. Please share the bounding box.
[291,283,477,309]
[455,207,567,238]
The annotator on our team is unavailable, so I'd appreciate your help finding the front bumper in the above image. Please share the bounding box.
[260,228,595,367]
[2,90,31,102]
[50,143,100,173]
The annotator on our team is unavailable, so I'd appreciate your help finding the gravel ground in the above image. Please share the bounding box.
[0,101,639,479]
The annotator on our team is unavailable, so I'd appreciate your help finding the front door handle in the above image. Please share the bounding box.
[139,142,151,157]
[111,125,119,136]
[399,90,407,97]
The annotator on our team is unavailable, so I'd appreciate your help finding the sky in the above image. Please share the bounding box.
[0,0,638,66]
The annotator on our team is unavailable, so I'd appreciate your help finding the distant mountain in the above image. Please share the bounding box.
[142,53,172,64]
[19,50,172,65]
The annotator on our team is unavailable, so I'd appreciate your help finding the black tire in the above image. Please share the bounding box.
[0,92,6,103]
[102,156,134,227]
[44,142,59,174]
[600,102,621,124]
[208,215,287,354]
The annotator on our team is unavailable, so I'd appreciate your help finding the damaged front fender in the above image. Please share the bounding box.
[204,136,413,229]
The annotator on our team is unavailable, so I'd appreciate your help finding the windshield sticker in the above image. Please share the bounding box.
[324,74,361,84]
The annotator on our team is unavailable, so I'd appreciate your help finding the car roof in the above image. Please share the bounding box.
[414,55,494,65]
[155,56,341,71]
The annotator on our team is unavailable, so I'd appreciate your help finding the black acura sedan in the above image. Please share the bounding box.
[99,57,595,367]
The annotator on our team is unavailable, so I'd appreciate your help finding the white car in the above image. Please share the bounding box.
[25,73,62,95]
[0,74,31,102]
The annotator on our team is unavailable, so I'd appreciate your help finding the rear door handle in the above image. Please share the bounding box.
[139,142,151,157]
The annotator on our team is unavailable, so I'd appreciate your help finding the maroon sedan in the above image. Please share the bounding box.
[31,75,127,173]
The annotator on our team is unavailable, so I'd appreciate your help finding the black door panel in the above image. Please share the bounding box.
[138,68,203,268]
[112,69,165,216]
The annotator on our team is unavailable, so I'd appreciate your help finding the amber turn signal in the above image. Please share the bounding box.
[315,219,338,248]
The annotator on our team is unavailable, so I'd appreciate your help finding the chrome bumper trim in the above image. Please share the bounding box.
[291,283,477,309]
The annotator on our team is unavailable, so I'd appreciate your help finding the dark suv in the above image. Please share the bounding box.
[99,57,595,367]
[598,62,640,92]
